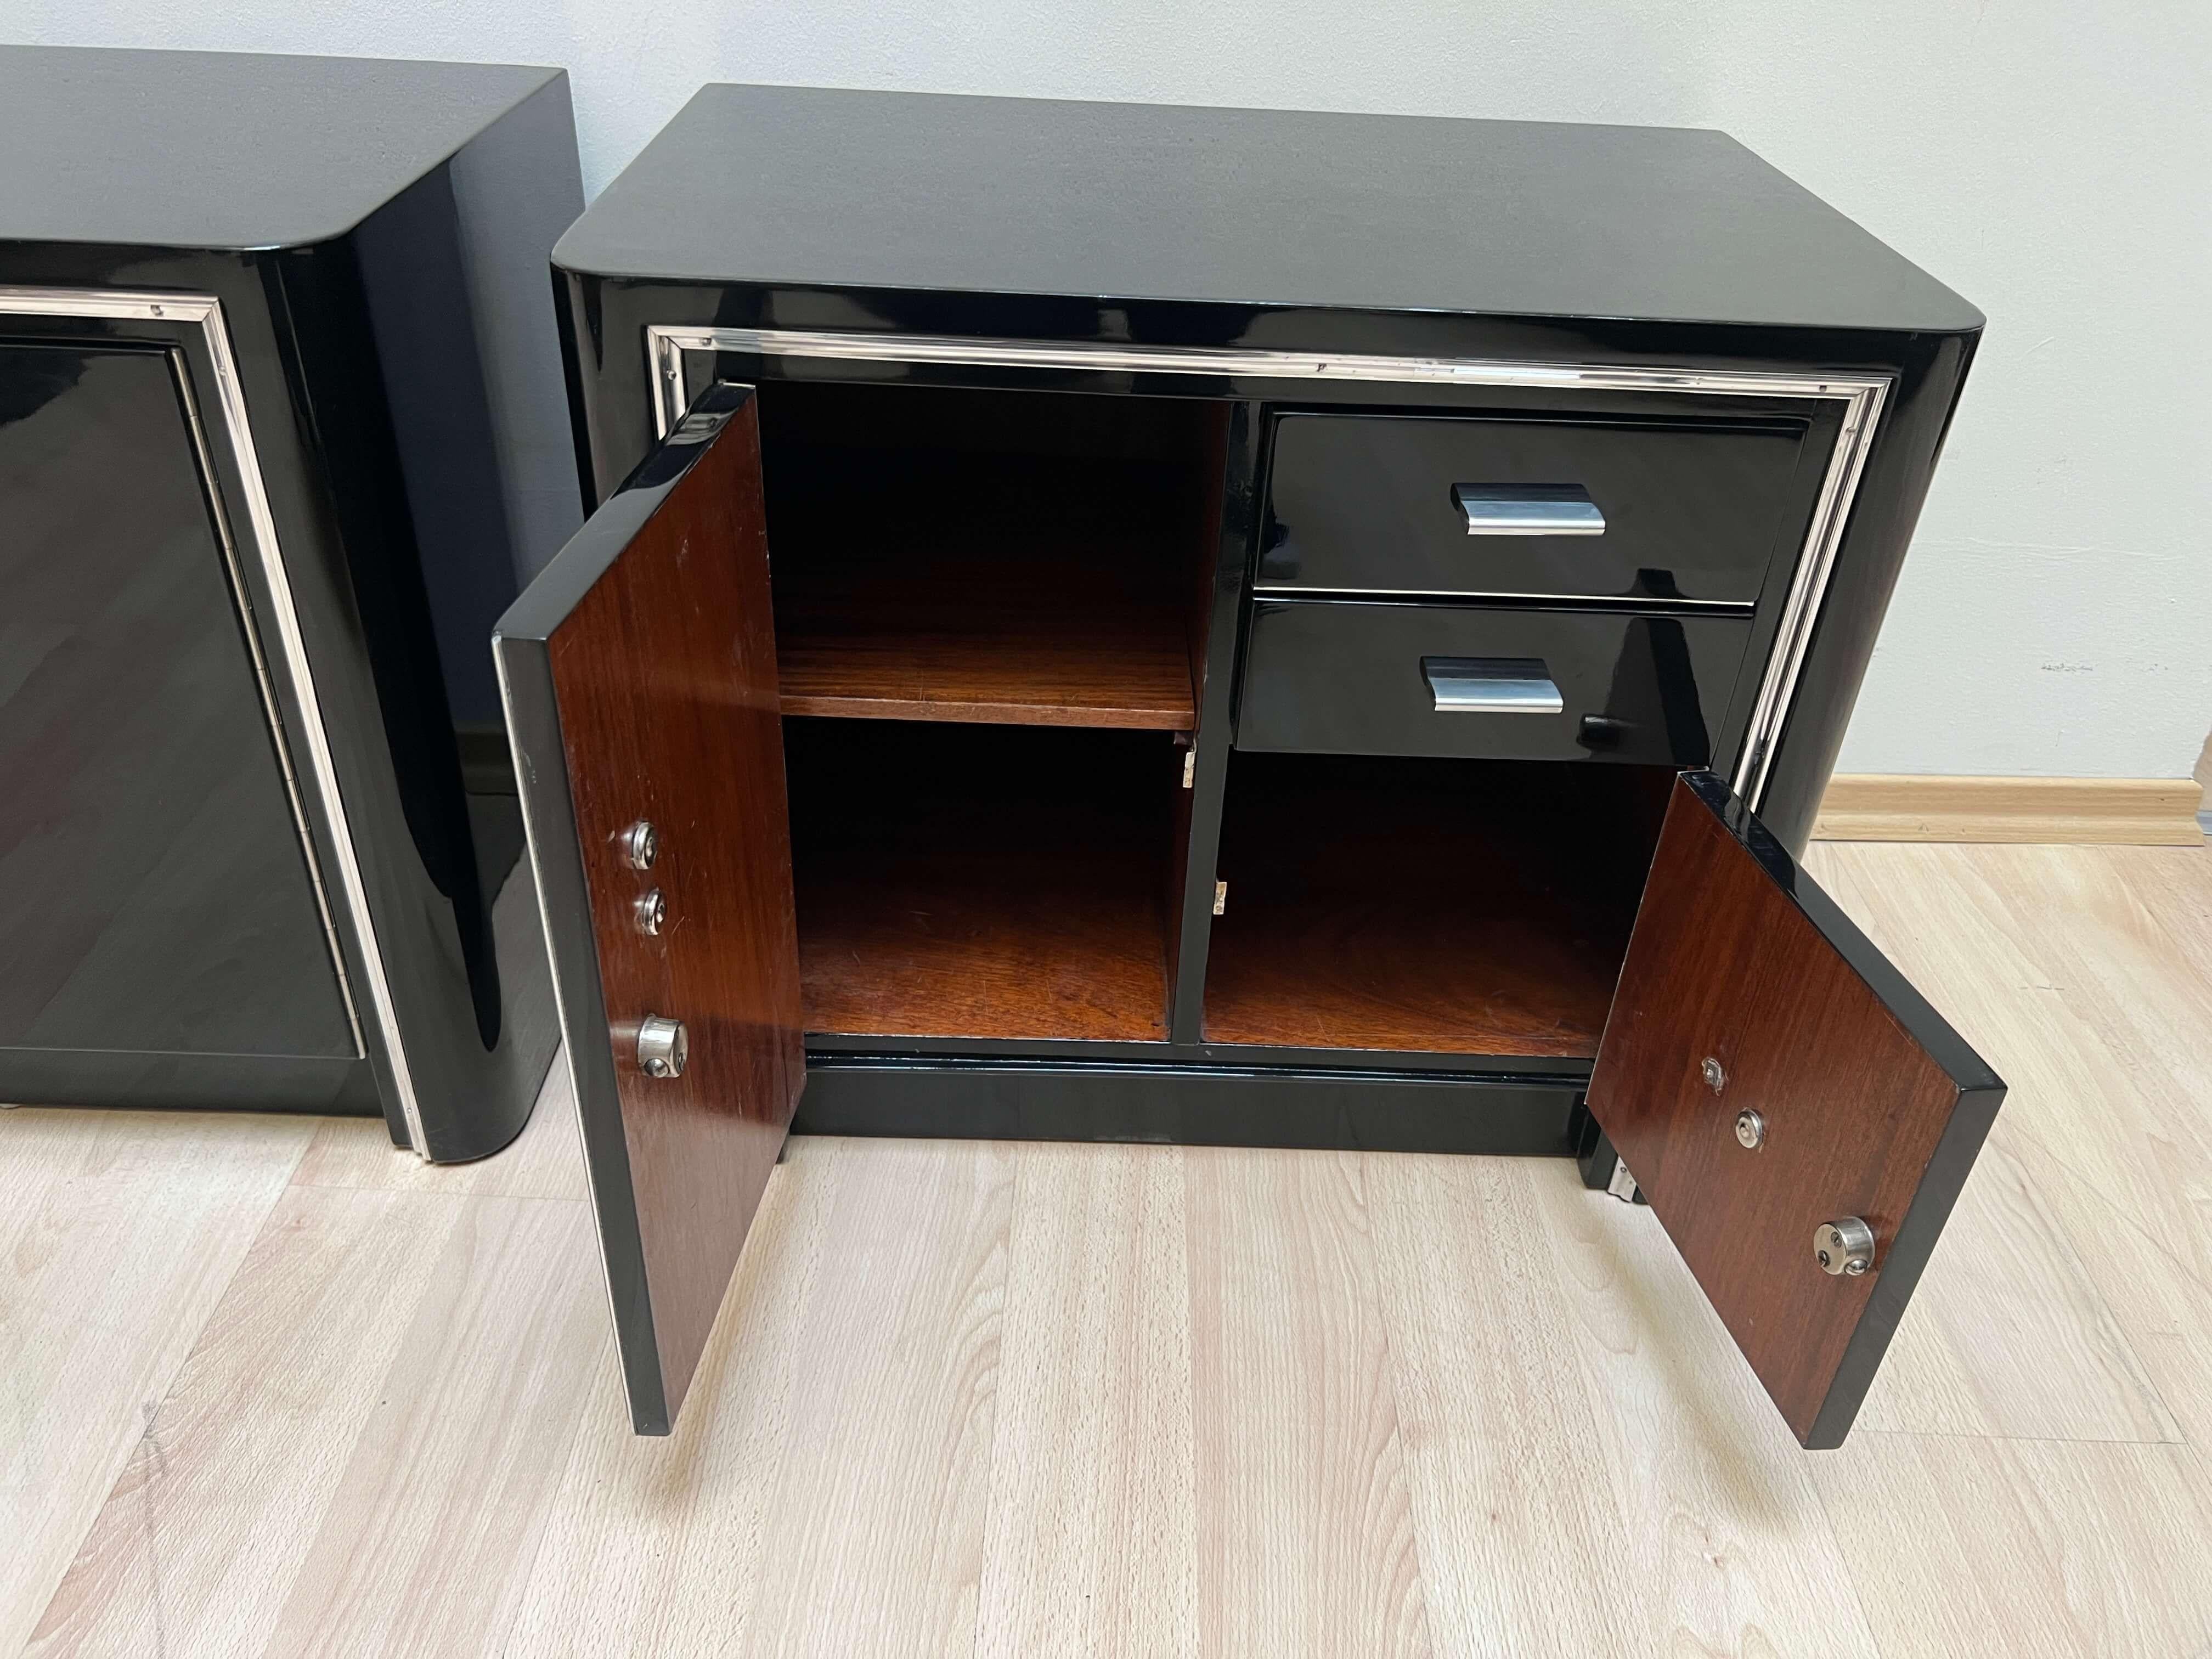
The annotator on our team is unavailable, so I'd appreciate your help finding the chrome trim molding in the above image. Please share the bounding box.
[647,324,1889,811]
[1250,583,1756,613]
[0,286,427,1152]
[169,347,365,1056]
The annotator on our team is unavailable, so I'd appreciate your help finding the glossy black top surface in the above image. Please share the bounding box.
[0,46,560,250]
[558,84,1980,336]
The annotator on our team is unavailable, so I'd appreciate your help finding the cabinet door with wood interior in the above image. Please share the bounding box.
[1587,771,2005,1449]
[495,383,801,1435]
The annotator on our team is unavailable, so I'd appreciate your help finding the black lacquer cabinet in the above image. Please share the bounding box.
[502,85,2007,1446]
[0,47,579,1158]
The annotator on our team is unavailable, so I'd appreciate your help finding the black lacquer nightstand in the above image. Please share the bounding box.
[0,47,581,1160]
[496,87,2003,1445]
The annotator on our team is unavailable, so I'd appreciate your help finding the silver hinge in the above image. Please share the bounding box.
[1212,880,1227,916]
[1182,747,1196,789]
[1606,1157,1640,1204]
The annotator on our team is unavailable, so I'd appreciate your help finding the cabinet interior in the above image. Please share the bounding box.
[759,380,1223,1042]
[759,380,1226,730]
[750,381,1674,1053]
[1203,754,1674,1057]
[785,718,1180,1041]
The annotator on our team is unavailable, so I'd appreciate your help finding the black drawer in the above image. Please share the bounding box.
[1260,412,1816,605]
[1237,600,1753,766]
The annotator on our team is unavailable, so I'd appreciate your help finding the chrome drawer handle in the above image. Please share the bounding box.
[1452,483,1605,537]
[1423,657,1565,714]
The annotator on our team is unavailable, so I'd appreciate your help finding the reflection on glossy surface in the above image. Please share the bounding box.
[1,52,577,1149]
[1261,411,1810,605]
[1238,600,1747,767]
[0,342,354,1061]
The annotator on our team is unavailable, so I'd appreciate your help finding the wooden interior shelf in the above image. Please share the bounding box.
[761,380,1222,731]
[772,517,1198,728]
[786,719,1178,1042]
[1203,755,1674,1057]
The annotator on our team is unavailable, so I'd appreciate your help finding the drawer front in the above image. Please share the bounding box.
[1260,412,1814,604]
[1238,600,1753,766]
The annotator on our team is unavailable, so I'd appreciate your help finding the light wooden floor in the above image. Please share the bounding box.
[6,840,2212,1657]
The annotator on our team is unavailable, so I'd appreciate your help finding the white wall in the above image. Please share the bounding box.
[12,0,2208,777]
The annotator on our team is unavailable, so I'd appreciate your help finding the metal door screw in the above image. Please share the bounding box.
[617,820,658,870]
[1815,1217,1876,1276]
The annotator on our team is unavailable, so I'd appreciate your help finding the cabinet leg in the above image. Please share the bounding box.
[1572,1111,1646,1204]
[1573,1107,1615,1189]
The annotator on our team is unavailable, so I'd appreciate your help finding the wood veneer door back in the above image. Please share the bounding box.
[495,383,803,1435]
[1588,772,2004,1448]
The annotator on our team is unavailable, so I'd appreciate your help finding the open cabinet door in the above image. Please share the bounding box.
[495,383,802,1435]
[1587,772,2004,1449]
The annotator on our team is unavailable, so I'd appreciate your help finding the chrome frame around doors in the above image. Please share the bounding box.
[646,324,1889,809]
[1,286,426,1152]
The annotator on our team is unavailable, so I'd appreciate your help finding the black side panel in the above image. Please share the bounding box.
[0,341,357,1085]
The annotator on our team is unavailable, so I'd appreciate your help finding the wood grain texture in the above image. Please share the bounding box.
[28,1186,605,1658]
[0,1109,312,1656]
[774,543,1197,727]
[538,391,804,1430]
[1204,754,1669,1054]
[504,1137,1016,1657]
[1516,1164,1883,1657]
[1811,1437,2212,1658]
[494,1142,830,1657]
[1814,773,2205,845]
[246,1197,604,1658]
[17,839,2212,1655]
[764,400,1223,729]
[1808,839,2212,1446]
[1183,1147,1432,1657]
[725,1138,1009,1656]
[1364,1153,1644,1657]
[1848,1135,2177,1442]
[290,1060,586,1201]
[975,1143,1197,1658]
[1590,775,1998,1447]
[29,1185,463,1657]
[1365,1149,1881,1655]
[787,720,1175,1041]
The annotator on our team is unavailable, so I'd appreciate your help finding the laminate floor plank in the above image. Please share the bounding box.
[1846,1136,2177,1443]
[249,1192,604,1658]
[1815,844,2212,1241]
[1525,1160,1883,1657]
[974,1142,1199,1659]
[289,1063,585,1201]
[10,840,2212,1657]
[1996,1126,2212,1448]
[499,1138,840,1658]
[1363,1153,1638,1658]
[27,1186,501,1657]
[1183,1146,1432,1658]
[1808,844,2204,1442]
[1809,1435,2212,1659]
[726,1137,1011,1658]
[0,1109,313,1656]
[487,1136,1017,1658]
